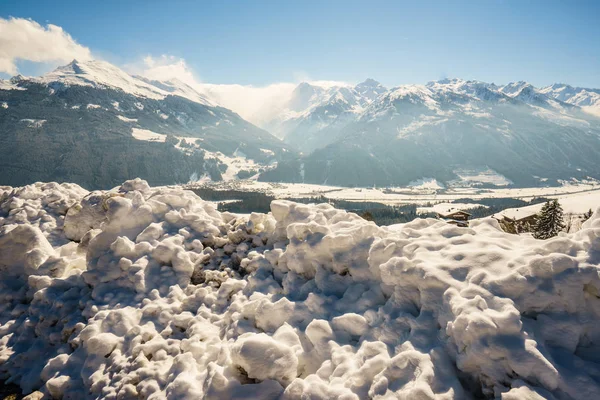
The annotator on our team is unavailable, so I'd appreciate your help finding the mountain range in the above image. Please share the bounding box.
[1,59,600,189]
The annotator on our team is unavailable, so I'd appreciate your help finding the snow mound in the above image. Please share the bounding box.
[1,179,600,399]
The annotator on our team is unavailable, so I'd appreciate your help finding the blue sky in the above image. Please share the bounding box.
[1,0,599,87]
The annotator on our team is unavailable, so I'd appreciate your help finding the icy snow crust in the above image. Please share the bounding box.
[1,180,600,399]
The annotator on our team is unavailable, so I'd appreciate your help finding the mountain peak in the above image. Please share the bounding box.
[433,77,465,85]
[35,59,172,100]
[356,78,381,88]
[354,78,387,102]
[499,81,534,96]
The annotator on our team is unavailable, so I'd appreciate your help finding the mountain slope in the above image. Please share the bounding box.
[539,83,600,116]
[0,60,292,189]
[261,79,600,187]
[265,79,388,153]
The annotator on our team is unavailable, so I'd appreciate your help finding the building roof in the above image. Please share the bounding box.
[437,210,471,218]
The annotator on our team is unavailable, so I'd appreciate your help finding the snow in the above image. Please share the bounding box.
[201,149,263,181]
[117,115,138,123]
[128,131,267,180]
[540,84,600,117]
[0,79,26,91]
[396,116,448,137]
[449,168,513,187]
[131,128,166,142]
[417,202,485,215]
[37,60,169,100]
[149,78,214,107]
[496,189,600,221]
[86,103,101,109]
[193,179,600,210]
[2,178,600,398]
[408,178,445,190]
[259,148,275,156]
[1,102,7,109]
[26,59,212,107]
[19,119,47,128]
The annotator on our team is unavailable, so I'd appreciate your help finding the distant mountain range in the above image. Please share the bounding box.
[1,59,600,188]
[260,78,600,187]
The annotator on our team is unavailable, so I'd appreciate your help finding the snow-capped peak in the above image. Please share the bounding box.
[426,78,501,100]
[35,59,169,99]
[18,59,219,106]
[540,83,600,116]
[356,78,382,88]
[136,76,214,106]
[355,78,387,102]
[499,81,532,96]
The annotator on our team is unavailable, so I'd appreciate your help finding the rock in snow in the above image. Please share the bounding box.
[1,179,600,399]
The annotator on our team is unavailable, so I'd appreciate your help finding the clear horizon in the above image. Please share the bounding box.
[1,0,599,89]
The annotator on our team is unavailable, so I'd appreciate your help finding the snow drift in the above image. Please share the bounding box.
[1,179,600,399]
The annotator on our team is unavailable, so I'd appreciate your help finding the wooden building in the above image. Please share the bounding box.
[436,210,471,227]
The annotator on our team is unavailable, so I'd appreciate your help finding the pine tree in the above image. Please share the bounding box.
[582,208,594,223]
[533,200,566,239]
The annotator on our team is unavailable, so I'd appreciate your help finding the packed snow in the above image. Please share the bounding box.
[1,179,600,399]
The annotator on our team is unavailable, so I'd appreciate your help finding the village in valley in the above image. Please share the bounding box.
[184,176,600,237]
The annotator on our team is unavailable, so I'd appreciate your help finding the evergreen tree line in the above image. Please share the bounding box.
[531,201,594,239]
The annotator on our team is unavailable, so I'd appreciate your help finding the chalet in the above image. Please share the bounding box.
[436,210,471,227]
[493,208,538,234]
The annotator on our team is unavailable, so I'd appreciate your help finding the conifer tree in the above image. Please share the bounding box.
[533,200,566,239]
[582,208,594,223]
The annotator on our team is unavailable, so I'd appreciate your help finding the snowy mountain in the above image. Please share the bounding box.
[261,78,600,187]
[539,83,600,116]
[265,79,388,153]
[0,60,292,189]
[3,62,600,189]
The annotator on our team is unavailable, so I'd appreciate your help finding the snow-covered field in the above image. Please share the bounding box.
[189,179,600,206]
[416,202,487,215]
[2,179,600,399]
[496,189,600,220]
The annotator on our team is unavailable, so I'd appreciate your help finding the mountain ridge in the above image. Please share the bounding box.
[2,59,600,189]
[0,60,292,189]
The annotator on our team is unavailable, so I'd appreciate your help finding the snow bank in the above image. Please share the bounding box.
[1,179,600,399]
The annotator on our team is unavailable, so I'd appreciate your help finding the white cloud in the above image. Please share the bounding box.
[131,55,296,124]
[131,54,353,126]
[293,70,352,88]
[202,82,297,125]
[0,17,92,75]
[132,55,199,86]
